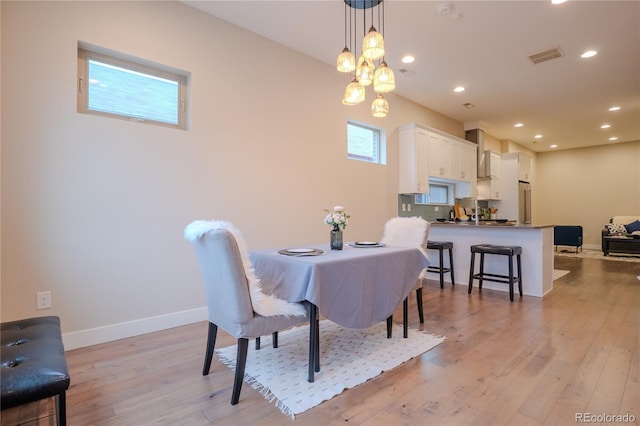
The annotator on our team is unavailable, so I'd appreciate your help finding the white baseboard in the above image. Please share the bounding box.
[62,307,208,350]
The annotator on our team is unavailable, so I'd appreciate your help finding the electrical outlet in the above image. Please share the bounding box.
[434,206,440,211]
[401,203,406,212]
[407,204,412,212]
[37,291,52,310]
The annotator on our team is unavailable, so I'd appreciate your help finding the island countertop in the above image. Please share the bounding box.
[431,221,554,229]
[427,221,554,297]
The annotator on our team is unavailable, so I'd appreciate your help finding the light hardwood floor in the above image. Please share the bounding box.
[3,255,639,425]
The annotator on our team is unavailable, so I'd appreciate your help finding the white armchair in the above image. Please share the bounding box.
[184,220,315,404]
[381,217,430,332]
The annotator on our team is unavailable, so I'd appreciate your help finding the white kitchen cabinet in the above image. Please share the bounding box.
[427,132,450,178]
[398,125,430,193]
[398,123,478,195]
[477,178,501,200]
[518,153,532,181]
[485,151,502,179]
[455,142,477,182]
[477,151,502,200]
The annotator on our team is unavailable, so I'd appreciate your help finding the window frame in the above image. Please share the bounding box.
[77,44,189,130]
[414,181,455,205]
[347,120,387,164]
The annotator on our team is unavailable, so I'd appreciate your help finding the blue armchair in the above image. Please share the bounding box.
[554,225,583,253]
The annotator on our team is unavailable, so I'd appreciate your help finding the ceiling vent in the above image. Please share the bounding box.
[397,68,416,76]
[528,47,564,65]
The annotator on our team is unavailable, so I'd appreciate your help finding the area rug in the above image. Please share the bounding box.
[555,248,640,263]
[553,269,570,280]
[215,320,445,417]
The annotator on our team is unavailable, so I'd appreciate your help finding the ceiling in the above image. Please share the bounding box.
[184,1,640,152]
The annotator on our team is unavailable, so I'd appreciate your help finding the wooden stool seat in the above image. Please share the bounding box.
[468,244,523,302]
[426,240,455,289]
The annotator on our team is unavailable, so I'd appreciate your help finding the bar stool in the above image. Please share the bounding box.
[468,244,523,302]
[426,241,455,288]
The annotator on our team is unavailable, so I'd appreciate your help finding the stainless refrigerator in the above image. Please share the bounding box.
[519,181,532,224]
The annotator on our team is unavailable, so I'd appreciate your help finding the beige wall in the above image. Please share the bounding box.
[2,1,638,348]
[0,1,459,347]
[535,141,640,247]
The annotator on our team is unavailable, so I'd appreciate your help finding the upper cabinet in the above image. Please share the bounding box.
[477,151,502,200]
[398,123,477,194]
[427,132,451,178]
[485,151,502,179]
[518,153,532,182]
[398,125,430,193]
[502,152,533,182]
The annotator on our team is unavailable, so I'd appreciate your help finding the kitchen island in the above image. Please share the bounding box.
[427,221,554,297]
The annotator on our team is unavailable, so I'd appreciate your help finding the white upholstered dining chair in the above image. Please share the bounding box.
[184,220,314,405]
[381,216,430,326]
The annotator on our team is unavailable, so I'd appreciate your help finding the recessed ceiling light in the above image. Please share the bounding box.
[609,106,621,111]
[550,144,558,148]
[454,86,465,93]
[581,50,597,58]
[600,124,611,129]
[551,0,567,4]
[609,136,618,141]
[402,55,415,64]
[534,134,543,139]
[514,123,524,128]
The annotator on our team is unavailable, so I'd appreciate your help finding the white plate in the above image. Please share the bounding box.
[349,242,386,248]
[285,248,315,253]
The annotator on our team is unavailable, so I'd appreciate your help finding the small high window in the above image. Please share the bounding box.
[347,121,386,164]
[77,43,189,129]
[414,182,453,205]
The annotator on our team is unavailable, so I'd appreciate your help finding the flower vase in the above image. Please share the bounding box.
[330,226,343,250]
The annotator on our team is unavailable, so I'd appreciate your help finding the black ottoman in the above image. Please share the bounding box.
[1,316,70,425]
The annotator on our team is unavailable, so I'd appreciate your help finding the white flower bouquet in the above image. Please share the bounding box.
[324,206,350,230]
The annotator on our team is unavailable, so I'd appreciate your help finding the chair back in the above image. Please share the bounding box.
[381,217,430,256]
[189,229,256,336]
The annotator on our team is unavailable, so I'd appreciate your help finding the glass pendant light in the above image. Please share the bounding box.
[356,54,374,86]
[336,2,356,72]
[362,26,385,61]
[337,47,356,73]
[342,78,365,105]
[371,94,389,117]
[373,61,395,93]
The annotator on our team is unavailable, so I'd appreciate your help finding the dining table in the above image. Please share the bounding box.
[249,242,430,381]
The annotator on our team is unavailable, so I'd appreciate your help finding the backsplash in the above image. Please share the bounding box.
[398,194,489,222]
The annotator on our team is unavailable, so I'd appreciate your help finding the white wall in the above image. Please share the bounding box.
[0,1,461,348]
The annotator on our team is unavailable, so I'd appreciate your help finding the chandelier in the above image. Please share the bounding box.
[337,0,395,118]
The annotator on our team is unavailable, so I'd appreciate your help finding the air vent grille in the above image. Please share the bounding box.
[398,68,415,76]
[528,47,564,64]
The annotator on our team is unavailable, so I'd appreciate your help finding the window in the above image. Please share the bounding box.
[78,44,189,129]
[347,121,386,164]
[414,182,453,205]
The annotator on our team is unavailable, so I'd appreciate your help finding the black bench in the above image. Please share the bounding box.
[1,316,70,425]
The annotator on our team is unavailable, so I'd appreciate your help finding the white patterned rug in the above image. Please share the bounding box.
[553,269,570,280]
[215,320,445,417]
[555,248,640,263]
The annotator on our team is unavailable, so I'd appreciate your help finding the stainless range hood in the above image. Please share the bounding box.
[464,121,488,178]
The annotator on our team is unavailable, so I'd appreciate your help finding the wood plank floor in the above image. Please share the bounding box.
[3,256,639,425]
